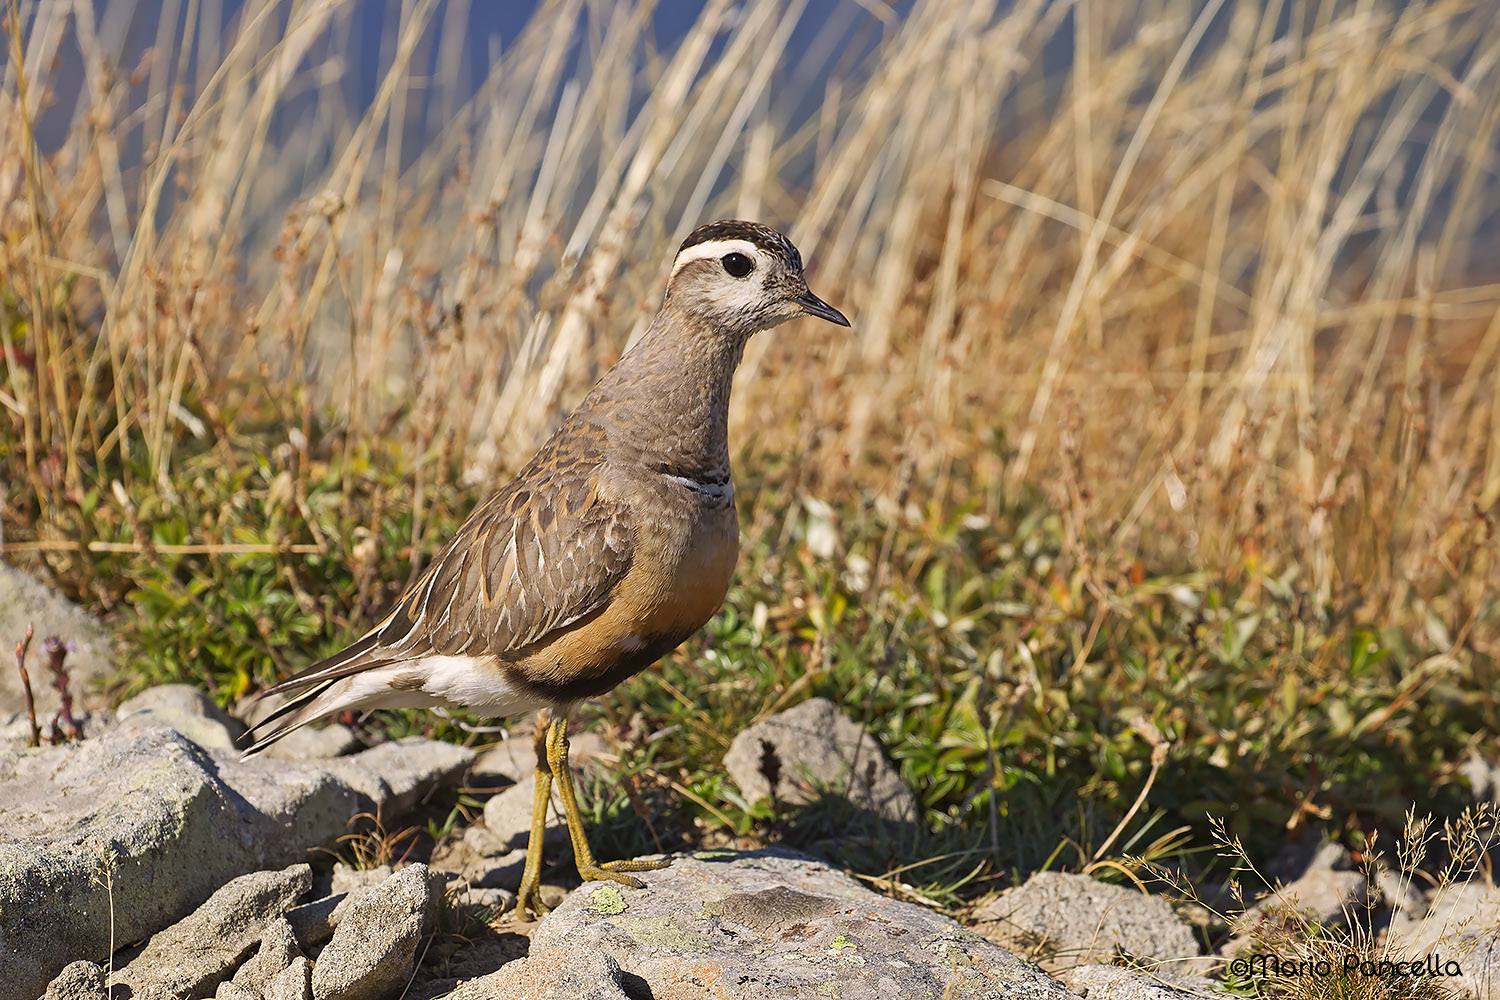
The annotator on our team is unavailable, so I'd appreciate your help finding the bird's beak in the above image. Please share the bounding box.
[792,289,851,327]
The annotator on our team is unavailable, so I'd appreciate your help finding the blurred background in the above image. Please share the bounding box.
[3,0,1499,901]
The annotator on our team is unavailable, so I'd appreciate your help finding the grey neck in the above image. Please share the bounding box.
[580,301,747,483]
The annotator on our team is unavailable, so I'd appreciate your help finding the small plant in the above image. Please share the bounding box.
[43,635,80,741]
[86,839,119,994]
[12,624,38,747]
[321,809,421,872]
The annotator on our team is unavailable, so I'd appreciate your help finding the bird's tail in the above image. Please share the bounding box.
[240,631,401,756]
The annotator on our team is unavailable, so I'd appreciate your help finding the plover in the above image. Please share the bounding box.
[243,220,849,917]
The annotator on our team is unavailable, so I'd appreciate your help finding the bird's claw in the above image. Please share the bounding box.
[515,885,551,921]
[578,855,672,888]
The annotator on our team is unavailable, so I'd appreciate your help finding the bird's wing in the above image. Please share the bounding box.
[243,428,634,752]
[378,462,636,658]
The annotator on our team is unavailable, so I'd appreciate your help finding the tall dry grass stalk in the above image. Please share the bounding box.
[2,0,1497,646]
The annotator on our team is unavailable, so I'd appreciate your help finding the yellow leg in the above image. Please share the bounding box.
[515,713,554,920]
[543,714,670,888]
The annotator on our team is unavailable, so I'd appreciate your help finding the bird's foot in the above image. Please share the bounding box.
[515,882,551,921]
[577,855,672,888]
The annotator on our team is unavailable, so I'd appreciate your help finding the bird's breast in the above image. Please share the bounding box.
[662,499,740,630]
[505,494,739,701]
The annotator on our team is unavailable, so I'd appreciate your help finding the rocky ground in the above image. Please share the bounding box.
[6,570,1500,1000]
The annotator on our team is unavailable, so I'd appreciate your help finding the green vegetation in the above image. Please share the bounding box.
[2,0,1498,983]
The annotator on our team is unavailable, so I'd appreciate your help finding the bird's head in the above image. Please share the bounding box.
[664,220,849,339]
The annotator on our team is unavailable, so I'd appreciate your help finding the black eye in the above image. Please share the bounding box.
[722,252,753,278]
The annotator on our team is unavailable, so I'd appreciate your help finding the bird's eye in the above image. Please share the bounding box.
[722,252,753,278]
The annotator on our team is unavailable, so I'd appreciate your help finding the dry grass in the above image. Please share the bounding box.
[4,0,1496,617]
[2,0,1499,921]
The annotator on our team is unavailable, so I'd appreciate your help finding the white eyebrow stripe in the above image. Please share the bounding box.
[669,238,761,280]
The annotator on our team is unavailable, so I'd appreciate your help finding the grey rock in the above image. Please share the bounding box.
[1373,862,1427,915]
[723,697,917,824]
[330,863,394,895]
[318,738,476,818]
[117,684,246,750]
[283,890,371,950]
[1263,833,1348,885]
[0,727,473,998]
[265,958,313,1000]
[214,985,261,1000]
[471,735,541,784]
[0,565,116,720]
[471,728,607,785]
[453,885,517,911]
[527,848,1071,1000]
[2,708,116,748]
[1062,964,1218,1000]
[1461,752,1497,802]
[231,694,360,760]
[430,823,529,893]
[481,772,567,852]
[1384,909,1500,1000]
[1387,879,1500,953]
[310,864,439,1000]
[230,916,301,992]
[447,946,631,1000]
[972,871,1200,970]
[262,724,361,760]
[1451,935,1500,1000]
[40,960,107,1000]
[1240,869,1371,928]
[114,865,311,999]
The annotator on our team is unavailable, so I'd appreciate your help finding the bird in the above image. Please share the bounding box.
[241,219,849,918]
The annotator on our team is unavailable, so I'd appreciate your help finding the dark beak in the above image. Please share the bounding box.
[792,289,850,327]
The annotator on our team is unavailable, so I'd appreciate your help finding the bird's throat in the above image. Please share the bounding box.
[583,310,745,484]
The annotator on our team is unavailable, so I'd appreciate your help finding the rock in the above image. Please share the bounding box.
[40,960,107,1000]
[1461,752,1498,802]
[448,946,632,1000]
[0,565,116,720]
[317,738,476,818]
[330,863,394,895]
[233,693,361,760]
[481,772,568,852]
[1,708,116,748]
[1240,869,1371,928]
[1449,935,1500,1000]
[230,916,302,993]
[526,848,1071,1000]
[1062,964,1217,1000]
[1373,861,1427,915]
[0,727,473,998]
[261,723,362,760]
[723,698,917,824]
[1263,832,1348,885]
[117,684,246,750]
[284,890,373,950]
[454,885,517,912]
[310,864,440,1000]
[1387,879,1500,958]
[430,824,529,892]
[471,736,541,784]
[471,728,608,785]
[214,985,260,1000]
[113,865,311,999]
[971,871,1200,970]
[265,958,313,1000]
[1386,900,1500,1000]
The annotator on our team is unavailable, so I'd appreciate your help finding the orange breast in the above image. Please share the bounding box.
[647,504,740,636]
[514,503,739,692]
